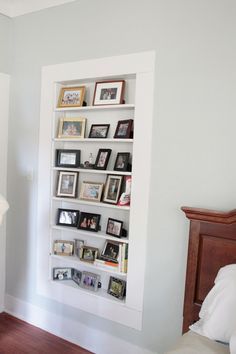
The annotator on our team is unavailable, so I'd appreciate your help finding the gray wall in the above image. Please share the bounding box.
[0,14,11,73]
[6,0,236,353]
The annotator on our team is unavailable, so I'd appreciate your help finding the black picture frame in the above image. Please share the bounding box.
[113,152,130,171]
[72,269,82,285]
[77,212,101,232]
[114,119,133,139]
[53,267,73,280]
[106,218,123,238]
[103,175,123,204]
[88,124,110,138]
[100,241,120,263]
[94,149,112,170]
[56,149,81,168]
[107,276,126,300]
[80,246,98,263]
[57,208,79,227]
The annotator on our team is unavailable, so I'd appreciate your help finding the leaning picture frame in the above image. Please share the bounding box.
[56,171,78,198]
[88,124,110,138]
[103,175,123,204]
[57,208,79,227]
[106,218,123,238]
[56,149,81,168]
[100,240,120,263]
[53,240,74,256]
[80,246,98,263]
[80,271,101,292]
[79,181,104,202]
[57,86,85,108]
[114,119,133,139]
[57,117,86,139]
[93,80,125,106]
[77,212,101,232]
[94,149,112,170]
[113,152,130,171]
[107,276,126,300]
[53,267,73,281]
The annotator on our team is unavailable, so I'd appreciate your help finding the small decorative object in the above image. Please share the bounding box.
[56,171,78,198]
[72,269,82,285]
[88,124,110,138]
[79,181,103,202]
[80,246,98,263]
[53,267,73,280]
[106,218,123,238]
[57,117,86,139]
[114,119,133,139]
[77,212,101,232]
[100,241,120,263]
[113,152,131,171]
[56,149,81,168]
[57,86,85,108]
[53,240,74,256]
[80,271,101,292]
[57,208,79,227]
[118,176,131,206]
[74,239,84,258]
[94,149,112,170]
[107,276,126,299]
[93,80,125,106]
[103,175,123,204]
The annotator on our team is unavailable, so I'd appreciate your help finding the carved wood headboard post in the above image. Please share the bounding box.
[181,206,236,334]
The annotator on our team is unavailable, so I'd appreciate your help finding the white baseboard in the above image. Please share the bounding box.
[4,294,156,354]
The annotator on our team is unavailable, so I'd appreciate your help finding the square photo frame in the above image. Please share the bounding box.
[106,218,123,238]
[100,241,120,263]
[114,119,133,139]
[56,171,78,198]
[93,80,125,106]
[94,149,112,170]
[79,181,103,202]
[57,117,86,139]
[107,276,126,300]
[103,175,123,204]
[57,86,85,108]
[77,212,101,232]
[113,152,130,171]
[56,149,81,168]
[88,124,110,139]
[80,246,98,263]
[57,208,79,227]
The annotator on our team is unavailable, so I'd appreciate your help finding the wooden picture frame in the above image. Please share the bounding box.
[93,80,125,106]
[114,119,133,139]
[56,149,81,168]
[57,208,79,227]
[57,86,85,108]
[57,117,86,139]
[103,175,123,204]
[114,152,130,171]
[79,181,103,202]
[56,171,78,198]
[53,240,74,256]
[88,124,110,138]
[94,149,111,170]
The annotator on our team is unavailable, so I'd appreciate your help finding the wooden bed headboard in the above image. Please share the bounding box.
[181,206,236,333]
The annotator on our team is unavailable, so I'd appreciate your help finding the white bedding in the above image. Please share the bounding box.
[165,331,229,354]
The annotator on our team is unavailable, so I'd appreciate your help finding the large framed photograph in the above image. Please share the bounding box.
[114,119,133,139]
[56,171,78,198]
[93,80,125,106]
[57,117,86,139]
[53,240,74,256]
[80,271,101,292]
[80,246,98,263]
[72,269,82,285]
[79,181,103,202]
[56,149,80,168]
[107,276,126,300]
[88,124,110,139]
[103,175,123,204]
[57,86,85,108]
[53,267,73,281]
[57,208,79,227]
[94,149,111,170]
[106,218,123,238]
[113,152,130,171]
[100,241,120,263]
[77,212,101,232]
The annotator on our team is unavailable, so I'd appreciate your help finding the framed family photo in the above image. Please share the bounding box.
[107,276,126,299]
[106,218,123,238]
[93,80,125,106]
[88,124,110,138]
[103,175,123,204]
[114,152,130,171]
[114,119,133,139]
[53,240,74,256]
[57,86,85,108]
[94,149,111,170]
[56,149,81,168]
[80,271,101,292]
[57,117,86,139]
[80,246,98,263]
[57,208,79,227]
[77,212,101,232]
[101,241,120,263]
[56,171,78,198]
[79,181,103,202]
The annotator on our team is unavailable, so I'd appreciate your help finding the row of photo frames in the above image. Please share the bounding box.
[57,118,133,140]
[52,267,126,300]
[57,208,127,238]
[56,148,132,172]
[57,80,126,108]
[56,172,131,207]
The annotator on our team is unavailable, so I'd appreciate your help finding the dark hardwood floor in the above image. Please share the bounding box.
[0,312,93,354]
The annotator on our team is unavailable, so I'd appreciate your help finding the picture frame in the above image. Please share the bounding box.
[74,239,84,258]
[106,218,123,238]
[72,268,82,285]
[114,119,133,139]
[57,117,86,139]
[56,171,78,198]
[113,152,130,171]
[93,80,125,106]
[79,181,103,202]
[88,124,110,139]
[56,149,81,168]
[80,246,98,263]
[94,149,112,170]
[57,86,85,108]
[57,208,79,227]
[103,175,123,204]
[107,276,126,300]
[100,241,120,263]
[80,271,101,292]
[53,267,73,281]
[77,212,101,232]
[53,240,74,256]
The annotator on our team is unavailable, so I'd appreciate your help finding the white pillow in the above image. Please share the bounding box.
[190,264,236,343]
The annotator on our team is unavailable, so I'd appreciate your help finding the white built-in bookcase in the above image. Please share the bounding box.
[37,52,155,330]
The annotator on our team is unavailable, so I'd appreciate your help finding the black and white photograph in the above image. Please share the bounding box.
[80,246,98,262]
[57,86,85,108]
[74,239,84,258]
[106,218,123,238]
[77,212,101,232]
[93,80,125,106]
[88,124,110,138]
[57,208,79,227]
[80,271,100,292]
[53,240,74,256]
[56,171,78,198]
[107,276,126,299]
[101,241,120,263]
[56,149,81,168]
[103,175,123,204]
[113,152,130,171]
[94,149,112,170]
[114,119,133,139]
[53,267,73,280]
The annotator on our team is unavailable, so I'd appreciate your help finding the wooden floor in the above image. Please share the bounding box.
[0,312,93,354]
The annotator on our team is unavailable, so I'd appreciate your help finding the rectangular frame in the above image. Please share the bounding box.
[79,181,103,202]
[53,267,73,280]
[56,171,78,198]
[106,218,123,238]
[107,276,126,300]
[100,240,120,263]
[57,117,86,139]
[56,149,81,168]
[77,212,101,232]
[57,86,85,108]
[80,246,98,263]
[93,80,125,106]
[57,208,79,227]
[114,152,130,172]
[94,149,112,170]
[103,175,123,204]
[114,119,133,139]
[80,271,101,292]
[88,124,110,138]
[72,268,82,285]
[53,240,74,256]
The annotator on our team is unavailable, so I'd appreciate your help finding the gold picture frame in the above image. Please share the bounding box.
[57,117,86,139]
[79,181,104,202]
[57,86,85,108]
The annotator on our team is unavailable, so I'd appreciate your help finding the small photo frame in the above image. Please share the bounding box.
[53,240,74,256]
[88,124,110,139]
[56,171,78,198]
[56,149,80,168]
[114,119,133,139]
[57,208,79,227]
[57,86,85,108]
[103,175,123,204]
[94,149,111,170]
[78,212,101,232]
[101,241,120,263]
[58,117,86,139]
[80,246,98,263]
[79,181,103,202]
[114,152,130,171]
[74,239,84,258]
[80,271,101,292]
[93,80,125,106]
[106,218,123,238]
[53,267,73,280]
[72,269,82,285]
[107,276,126,300]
